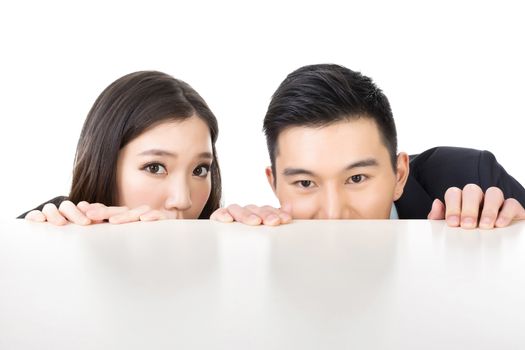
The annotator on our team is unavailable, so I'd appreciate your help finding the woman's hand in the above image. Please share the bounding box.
[24,201,168,225]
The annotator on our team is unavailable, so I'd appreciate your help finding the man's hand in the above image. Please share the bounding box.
[210,204,292,226]
[25,201,168,225]
[427,184,525,229]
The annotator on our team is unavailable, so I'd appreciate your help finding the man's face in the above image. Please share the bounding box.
[266,118,409,219]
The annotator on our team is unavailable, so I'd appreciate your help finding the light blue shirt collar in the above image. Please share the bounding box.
[390,203,399,220]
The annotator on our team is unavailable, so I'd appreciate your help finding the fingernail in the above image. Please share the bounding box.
[447,215,460,226]
[480,217,492,228]
[496,218,506,227]
[220,213,233,222]
[281,213,292,222]
[266,214,279,224]
[248,214,261,224]
[461,217,475,228]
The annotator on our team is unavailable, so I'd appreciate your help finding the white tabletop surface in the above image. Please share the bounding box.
[1,219,525,349]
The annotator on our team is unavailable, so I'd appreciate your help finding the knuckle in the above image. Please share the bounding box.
[487,186,504,196]
[463,183,481,192]
[58,200,73,211]
[25,210,41,220]
[213,208,226,216]
[42,203,57,212]
[505,198,519,206]
[228,204,242,210]
[445,187,461,197]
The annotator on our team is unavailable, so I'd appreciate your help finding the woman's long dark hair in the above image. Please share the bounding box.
[69,71,221,219]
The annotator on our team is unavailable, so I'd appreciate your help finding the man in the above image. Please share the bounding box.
[211,64,525,229]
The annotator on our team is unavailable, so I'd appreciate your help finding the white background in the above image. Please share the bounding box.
[1,0,524,219]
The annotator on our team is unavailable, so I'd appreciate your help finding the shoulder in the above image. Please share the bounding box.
[409,146,490,168]
[408,146,525,202]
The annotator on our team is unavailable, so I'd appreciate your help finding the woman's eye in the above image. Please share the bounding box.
[144,163,167,175]
[193,164,210,177]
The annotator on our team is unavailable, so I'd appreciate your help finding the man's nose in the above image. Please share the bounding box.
[319,187,347,219]
[165,177,192,215]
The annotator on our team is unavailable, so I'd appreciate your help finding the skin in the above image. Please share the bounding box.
[212,117,525,229]
[212,118,408,224]
[266,118,408,219]
[26,116,213,225]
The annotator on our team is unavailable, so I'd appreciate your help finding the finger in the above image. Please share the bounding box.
[227,204,262,226]
[86,206,129,221]
[495,198,525,228]
[479,187,505,229]
[244,204,285,225]
[444,187,462,227]
[210,207,234,223]
[278,209,292,224]
[460,184,484,229]
[87,202,106,210]
[78,203,107,223]
[139,210,167,222]
[108,205,151,224]
[24,210,46,222]
[427,199,445,220]
[277,203,293,224]
[259,205,291,226]
[42,203,68,226]
[76,201,91,212]
[59,200,91,225]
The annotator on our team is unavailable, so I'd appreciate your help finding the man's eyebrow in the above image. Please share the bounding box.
[282,158,379,177]
[282,168,316,177]
[137,150,213,159]
[345,158,379,170]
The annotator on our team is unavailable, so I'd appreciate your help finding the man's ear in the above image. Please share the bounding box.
[393,152,410,201]
[265,166,276,194]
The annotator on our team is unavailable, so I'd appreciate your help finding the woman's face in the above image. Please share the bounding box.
[115,116,213,219]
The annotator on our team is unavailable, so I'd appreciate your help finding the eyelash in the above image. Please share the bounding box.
[346,174,368,184]
[142,162,167,175]
[292,175,368,189]
[293,180,315,189]
[193,164,211,178]
[141,162,211,178]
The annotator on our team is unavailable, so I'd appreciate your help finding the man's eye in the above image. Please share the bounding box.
[193,164,210,177]
[348,174,366,184]
[295,180,313,188]
[144,163,167,175]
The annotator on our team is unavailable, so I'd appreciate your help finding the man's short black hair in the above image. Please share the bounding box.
[263,64,398,177]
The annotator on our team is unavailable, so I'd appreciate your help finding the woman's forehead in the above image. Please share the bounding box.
[124,117,212,156]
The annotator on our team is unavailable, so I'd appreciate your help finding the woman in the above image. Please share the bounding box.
[21,71,222,225]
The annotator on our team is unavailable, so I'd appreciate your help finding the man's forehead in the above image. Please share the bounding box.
[275,118,384,158]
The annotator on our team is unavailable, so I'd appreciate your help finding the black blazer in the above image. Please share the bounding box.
[395,147,525,219]
[19,147,525,220]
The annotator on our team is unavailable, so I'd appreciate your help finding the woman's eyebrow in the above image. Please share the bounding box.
[138,149,177,157]
[137,150,213,159]
[197,152,213,160]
